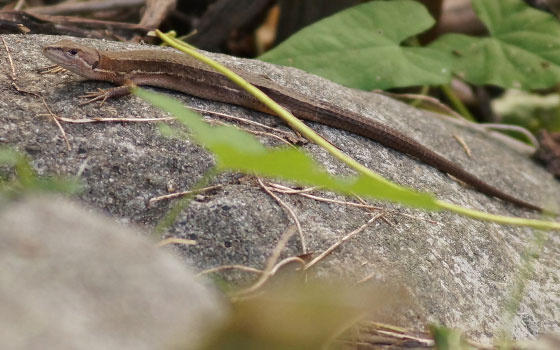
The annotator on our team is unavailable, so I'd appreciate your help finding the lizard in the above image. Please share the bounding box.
[42,39,551,214]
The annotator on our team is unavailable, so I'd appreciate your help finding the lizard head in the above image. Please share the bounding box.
[43,40,101,80]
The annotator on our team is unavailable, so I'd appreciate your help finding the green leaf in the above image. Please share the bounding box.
[0,148,21,166]
[429,0,560,89]
[0,147,82,196]
[429,324,472,350]
[259,0,451,90]
[134,88,439,210]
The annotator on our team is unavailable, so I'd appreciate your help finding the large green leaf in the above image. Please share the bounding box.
[134,88,439,210]
[430,0,560,89]
[259,0,450,90]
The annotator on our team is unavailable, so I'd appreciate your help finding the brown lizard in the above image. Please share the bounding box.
[42,39,550,214]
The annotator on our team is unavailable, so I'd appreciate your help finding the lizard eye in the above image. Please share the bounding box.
[68,49,78,55]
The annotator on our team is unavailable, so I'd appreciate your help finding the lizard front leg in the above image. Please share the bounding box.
[80,80,137,106]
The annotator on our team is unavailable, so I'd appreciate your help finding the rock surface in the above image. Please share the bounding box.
[1,34,559,343]
[0,196,226,350]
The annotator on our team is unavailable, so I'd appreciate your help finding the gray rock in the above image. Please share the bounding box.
[0,196,225,350]
[1,34,559,343]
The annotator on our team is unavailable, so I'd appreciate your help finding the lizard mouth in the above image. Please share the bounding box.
[42,46,65,65]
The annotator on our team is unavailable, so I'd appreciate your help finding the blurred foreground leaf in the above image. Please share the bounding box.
[430,324,472,350]
[135,88,439,210]
[200,280,396,350]
[0,148,81,198]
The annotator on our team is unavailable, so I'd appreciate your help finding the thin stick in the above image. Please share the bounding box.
[268,182,438,225]
[206,119,295,146]
[155,237,197,247]
[28,0,144,15]
[198,265,263,276]
[148,184,223,205]
[304,213,383,270]
[257,177,306,253]
[38,64,66,74]
[192,106,300,139]
[268,256,306,275]
[233,225,299,297]
[41,115,174,123]
[453,134,472,157]
[374,89,465,120]
[481,123,539,148]
[267,183,319,193]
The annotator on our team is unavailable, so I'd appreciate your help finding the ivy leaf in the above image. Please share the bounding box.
[429,0,560,89]
[259,0,450,90]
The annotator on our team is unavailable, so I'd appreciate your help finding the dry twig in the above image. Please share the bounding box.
[257,177,306,253]
[453,134,473,157]
[304,213,384,270]
[155,237,197,247]
[233,225,301,297]
[198,265,263,276]
[148,185,223,205]
[193,106,302,140]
